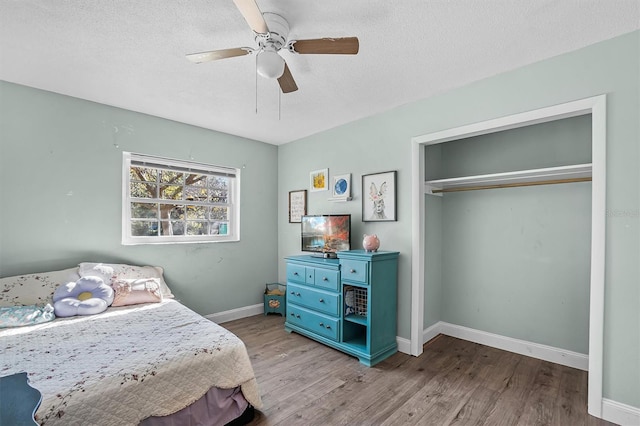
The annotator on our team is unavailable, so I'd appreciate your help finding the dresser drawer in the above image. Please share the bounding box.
[287,304,339,341]
[288,283,339,316]
[341,259,368,284]
[314,269,339,291]
[287,264,306,283]
[305,267,315,285]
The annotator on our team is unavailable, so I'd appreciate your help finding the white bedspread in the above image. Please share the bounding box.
[0,300,262,425]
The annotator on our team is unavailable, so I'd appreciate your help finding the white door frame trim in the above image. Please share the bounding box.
[410,94,606,418]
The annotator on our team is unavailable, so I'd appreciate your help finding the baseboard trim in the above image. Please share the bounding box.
[205,303,263,324]
[396,336,411,355]
[424,321,588,371]
[602,398,640,426]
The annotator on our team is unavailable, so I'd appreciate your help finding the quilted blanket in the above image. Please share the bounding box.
[0,300,262,425]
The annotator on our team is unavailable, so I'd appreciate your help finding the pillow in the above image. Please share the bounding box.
[111,278,163,307]
[52,276,114,317]
[0,304,55,328]
[78,263,174,298]
[0,267,80,307]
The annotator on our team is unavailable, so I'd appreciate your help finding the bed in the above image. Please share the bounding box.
[0,263,262,426]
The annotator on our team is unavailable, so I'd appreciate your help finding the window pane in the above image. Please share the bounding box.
[160,185,183,200]
[160,170,183,184]
[131,202,157,219]
[216,222,229,235]
[187,221,208,235]
[130,167,157,182]
[187,205,207,220]
[159,220,185,236]
[210,206,228,221]
[131,220,158,236]
[209,188,228,203]
[185,173,207,187]
[159,204,184,220]
[185,186,207,202]
[130,182,157,198]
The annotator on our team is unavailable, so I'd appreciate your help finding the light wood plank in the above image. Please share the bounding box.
[221,315,615,426]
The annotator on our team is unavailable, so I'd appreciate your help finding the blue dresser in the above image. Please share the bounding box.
[284,250,399,366]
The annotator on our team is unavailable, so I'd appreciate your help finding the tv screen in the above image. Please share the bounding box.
[301,215,351,254]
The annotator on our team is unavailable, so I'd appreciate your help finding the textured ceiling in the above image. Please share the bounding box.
[1,1,638,145]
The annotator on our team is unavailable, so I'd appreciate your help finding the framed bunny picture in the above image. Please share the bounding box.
[362,171,397,222]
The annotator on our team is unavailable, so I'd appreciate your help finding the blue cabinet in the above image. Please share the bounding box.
[285,250,399,366]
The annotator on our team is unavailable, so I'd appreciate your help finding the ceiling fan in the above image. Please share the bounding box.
[186,0,359,94]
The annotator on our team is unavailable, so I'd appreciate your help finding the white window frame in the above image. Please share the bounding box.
[122,152,240,245]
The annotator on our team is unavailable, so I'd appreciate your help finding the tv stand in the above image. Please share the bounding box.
[284,250,399,366]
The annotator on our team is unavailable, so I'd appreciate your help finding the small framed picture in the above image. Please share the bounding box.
[332,173,351,199]
[288,190,307,223]
[362,171,397,222]
[310,168,329,192]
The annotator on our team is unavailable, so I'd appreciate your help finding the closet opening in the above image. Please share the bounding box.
[411,95,606,418]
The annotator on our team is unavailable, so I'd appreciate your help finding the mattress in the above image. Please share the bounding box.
[0,299,262,425]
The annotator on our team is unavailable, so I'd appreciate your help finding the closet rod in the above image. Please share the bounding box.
[431,176,592,194]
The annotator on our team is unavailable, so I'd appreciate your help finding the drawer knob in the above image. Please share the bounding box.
[290,313,294,316]
[296,292,301,297]
[325,325,331,329]
[350,269,356,273]
[290,291,295,295]
[322,277,328,281]
[319,322,324,327]
[319,298,324,303]
[296,314,301,319]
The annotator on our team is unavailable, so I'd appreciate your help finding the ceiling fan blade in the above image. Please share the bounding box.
[186,47,253,63]
[232,0,269,34]
[278,63,298,93]
[289,37,359,55]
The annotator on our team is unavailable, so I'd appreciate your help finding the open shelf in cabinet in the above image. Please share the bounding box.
[344,314,367,325]
[342,321,367,352]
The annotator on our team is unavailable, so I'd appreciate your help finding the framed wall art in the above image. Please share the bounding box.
[309,168,328,192]
[362,170,397,222]
[331,173,351,200]
[288,190,307,223]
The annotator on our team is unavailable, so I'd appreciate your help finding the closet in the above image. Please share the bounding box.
[424,115,592,356]
[411,95,607,417]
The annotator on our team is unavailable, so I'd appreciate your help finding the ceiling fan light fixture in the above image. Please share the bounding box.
[256,50,285,79]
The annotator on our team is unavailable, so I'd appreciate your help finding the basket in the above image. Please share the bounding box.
[344,286,368,316]
[264,283,286,316]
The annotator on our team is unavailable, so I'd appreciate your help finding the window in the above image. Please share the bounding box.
[122,152,240,245]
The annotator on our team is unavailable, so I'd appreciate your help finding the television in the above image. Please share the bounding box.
[301,214,351,257]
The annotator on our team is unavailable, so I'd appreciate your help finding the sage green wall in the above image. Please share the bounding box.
[278,31,639,407]
[0,81,279,316]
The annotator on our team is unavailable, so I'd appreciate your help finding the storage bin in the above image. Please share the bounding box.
[264,283,286,316]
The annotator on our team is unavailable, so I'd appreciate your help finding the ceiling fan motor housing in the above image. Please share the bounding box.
[257,13,289,50]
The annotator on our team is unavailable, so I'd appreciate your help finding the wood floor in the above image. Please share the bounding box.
[223,314,615,426]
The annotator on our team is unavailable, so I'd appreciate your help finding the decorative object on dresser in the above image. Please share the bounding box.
[285,250,399,366]
[362,234,380,252]
[362,170,397,221]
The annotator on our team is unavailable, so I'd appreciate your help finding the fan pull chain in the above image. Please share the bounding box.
[255,54,258,115]
[278,84,281,121]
